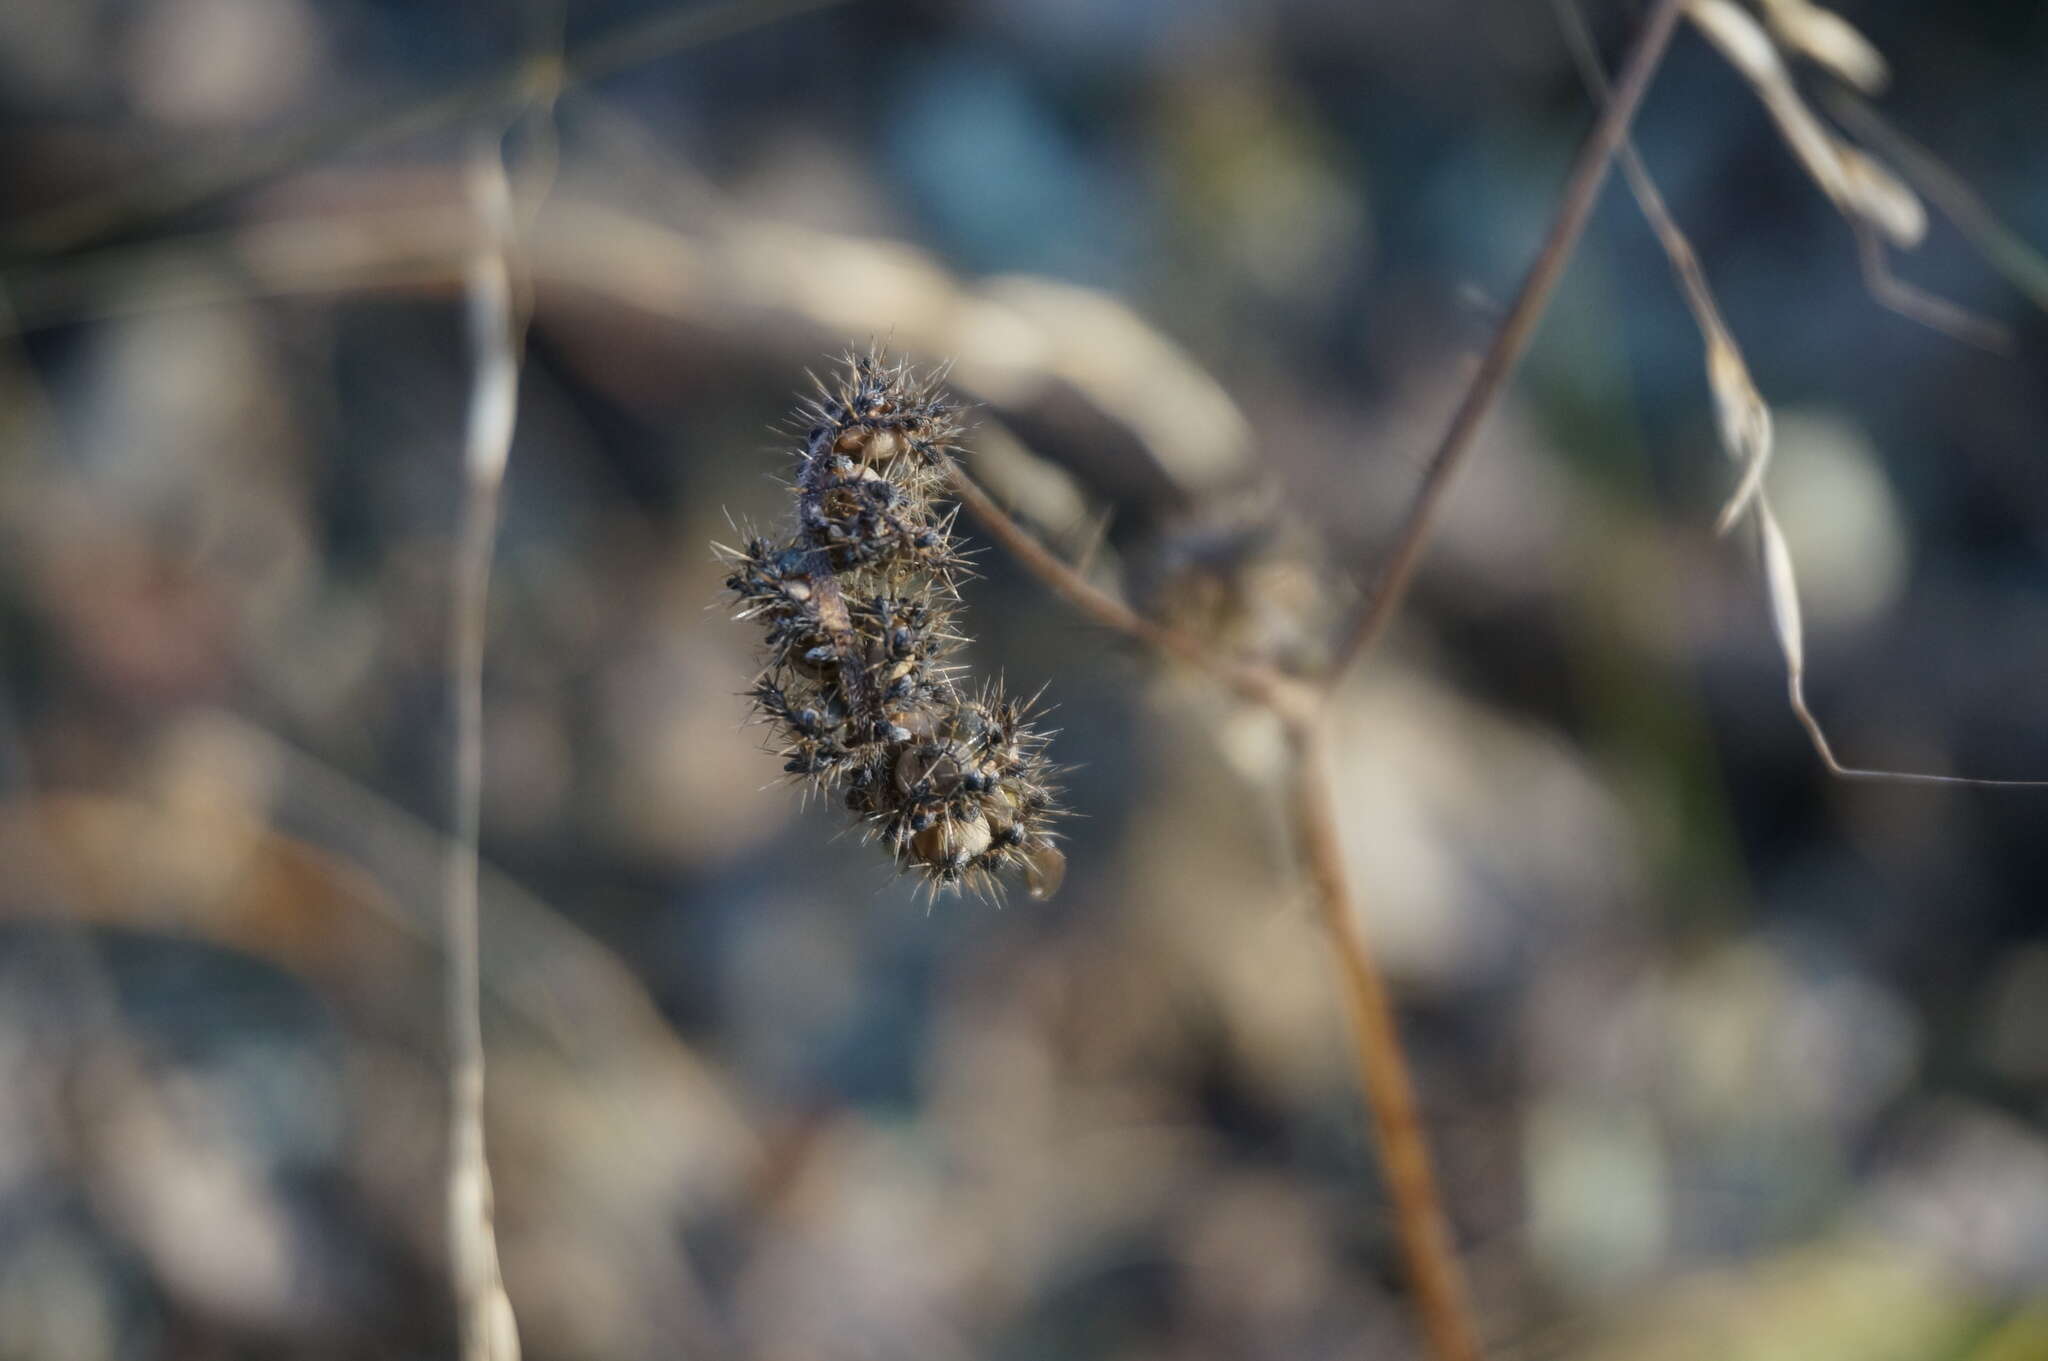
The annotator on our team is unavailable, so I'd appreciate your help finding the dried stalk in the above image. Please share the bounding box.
[3,0,1696,1350]
[941,455,1314,721]
[1286,722,1478,1361]
[947,448,1480,1359]
[1849,216,2010,351]
[940,9,1699,1358]
[1329,0,1689,683]
[446,140,525,1361]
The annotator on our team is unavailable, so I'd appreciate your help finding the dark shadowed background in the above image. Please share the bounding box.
[1,1,2045,1357]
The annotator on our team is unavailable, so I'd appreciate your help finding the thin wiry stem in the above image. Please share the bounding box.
[1288,722,1480,1361]
[446,138,526,1361]
[947,10,1698,1358]
[1825,88,2048,318]
[1328,0,1689,682]
[1849,217,2010,351]
[940,453,1317,721]
[1547,0,1730,351]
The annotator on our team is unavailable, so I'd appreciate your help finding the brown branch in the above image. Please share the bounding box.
[940,455,1316,722]
[1327,0,1689,682]
[1289,722,1480,1361]
[943,11,1698,1359]
[939,454,1476,1359]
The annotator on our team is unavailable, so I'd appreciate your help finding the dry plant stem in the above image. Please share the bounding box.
[944,11,1700,1348]
[941,458,1477,1359]
[1554,0,2002,367]
[1288,721,1480,1361]
[941,456,1315,720]
[1329,0,1688,681]
[1548,0,1730,344]
[1825,89,2048,316]
[446,144,525,1361]
[1850,221,2010,352]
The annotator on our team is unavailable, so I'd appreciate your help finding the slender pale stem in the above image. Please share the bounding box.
[446,141,525,1361]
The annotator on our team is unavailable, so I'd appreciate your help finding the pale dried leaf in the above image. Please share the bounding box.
[1755,497,2048,786]
[1758,0,1889,92]
[1755,499,1806,679]
[1618,8,2048,789]
[1839,147,1928,248]
[1708,334,1774,535]
[1688,0,1787,86]
[1689,1,1919,247]
[1690,1,1850,196]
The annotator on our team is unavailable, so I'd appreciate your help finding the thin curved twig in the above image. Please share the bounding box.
[940,455,1314,720]
[1328,0,1690,683]
[945,9,1696,1359]
[446,137,527,1361]
[1286,721,1481,1361]
[946,437,1483,1360]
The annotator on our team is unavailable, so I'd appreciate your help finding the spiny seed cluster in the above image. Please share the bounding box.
[721,351,1065,900]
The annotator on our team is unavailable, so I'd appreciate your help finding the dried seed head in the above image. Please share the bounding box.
[723,349,1064,900]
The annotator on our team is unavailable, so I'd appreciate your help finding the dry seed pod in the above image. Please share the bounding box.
[720,350,1064,899]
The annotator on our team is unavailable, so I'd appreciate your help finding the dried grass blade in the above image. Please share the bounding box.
[1707,334,1775,535]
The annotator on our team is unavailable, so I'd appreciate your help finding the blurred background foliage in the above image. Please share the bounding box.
[1,1,2045,1358]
